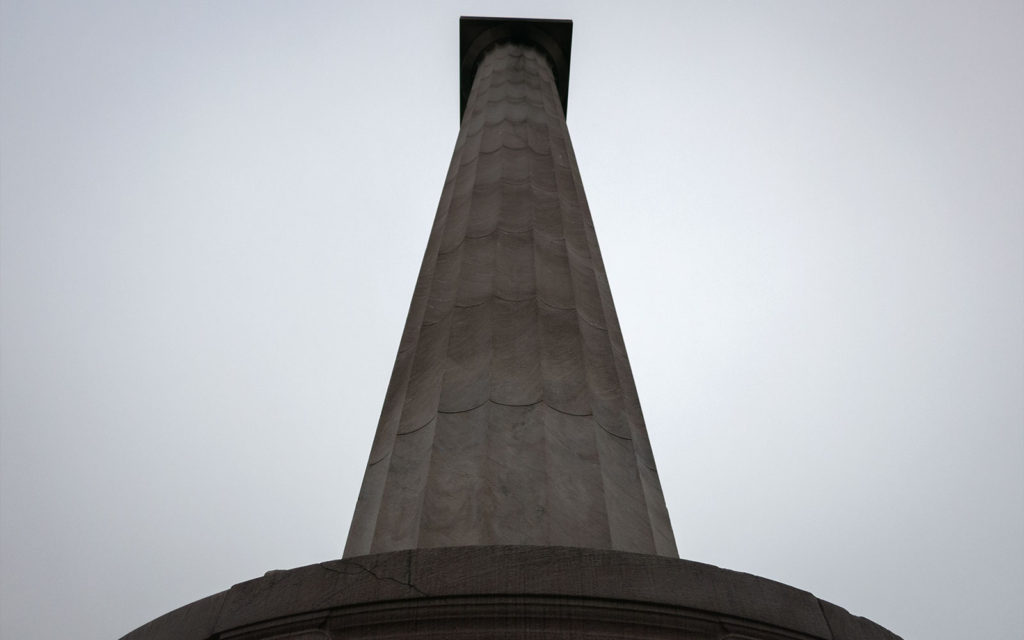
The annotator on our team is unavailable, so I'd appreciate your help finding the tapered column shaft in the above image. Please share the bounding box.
[344,43,676,558]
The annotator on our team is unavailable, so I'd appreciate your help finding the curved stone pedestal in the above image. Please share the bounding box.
[121,546,900,640]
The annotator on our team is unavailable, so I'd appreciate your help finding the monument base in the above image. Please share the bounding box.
[121,546,900,640]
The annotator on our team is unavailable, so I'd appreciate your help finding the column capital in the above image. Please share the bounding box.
[460,16,573,121]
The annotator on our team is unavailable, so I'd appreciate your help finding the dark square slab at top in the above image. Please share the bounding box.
[460,16,572,121]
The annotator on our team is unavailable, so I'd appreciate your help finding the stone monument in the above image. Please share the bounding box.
[122,17,901,640]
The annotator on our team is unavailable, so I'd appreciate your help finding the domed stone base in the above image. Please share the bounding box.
[121,546,900,640]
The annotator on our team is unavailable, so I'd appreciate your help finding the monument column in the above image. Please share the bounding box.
[344,18,677,559]
[121,18,902,640]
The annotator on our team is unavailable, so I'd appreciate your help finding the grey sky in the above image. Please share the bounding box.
[1,2,1021,639]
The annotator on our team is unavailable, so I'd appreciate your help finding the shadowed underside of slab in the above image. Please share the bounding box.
[343,41,677,558]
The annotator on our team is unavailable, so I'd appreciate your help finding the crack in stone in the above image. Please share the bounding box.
[816,598,836,640]
[319,560,428,597]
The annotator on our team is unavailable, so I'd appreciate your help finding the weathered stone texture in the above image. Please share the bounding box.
[344,42,677,559]
[120,546,901,640]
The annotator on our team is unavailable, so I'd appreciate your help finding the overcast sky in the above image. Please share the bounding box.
[2,2,1022,639]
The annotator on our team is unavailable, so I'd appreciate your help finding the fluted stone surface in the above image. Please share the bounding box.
[344,44,677,558]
